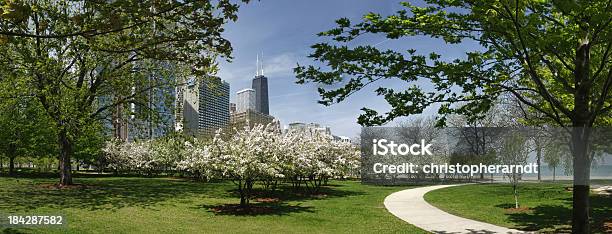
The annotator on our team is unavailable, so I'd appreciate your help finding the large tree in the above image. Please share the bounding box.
[295,1,611,232]
[0,0,248,185]
[0,61,57,176]
[0,95,56,176]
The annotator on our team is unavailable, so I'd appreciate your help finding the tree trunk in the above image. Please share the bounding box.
[238,180,246,207]
[571,39,592,234]
[513,183,519,209]
[553,166,556,182]
[536,146,542,182]
[240,195,246,207]
[238,179,253,207]
[246,180,253,206]
[8,144,16,176]
[571,127,591,234]
[58,129,73,186]
[9,156,15,176]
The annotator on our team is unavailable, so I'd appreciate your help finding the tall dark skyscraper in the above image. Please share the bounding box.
[252,75,269,115]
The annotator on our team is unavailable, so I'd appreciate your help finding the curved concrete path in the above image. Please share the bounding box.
[384,184,526,234]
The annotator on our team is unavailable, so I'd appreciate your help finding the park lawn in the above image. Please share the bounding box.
[0,176,426,234]
[424,183,612,233]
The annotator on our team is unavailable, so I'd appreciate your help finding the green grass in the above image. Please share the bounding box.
[424,183,612,233]
[0,176,426,234]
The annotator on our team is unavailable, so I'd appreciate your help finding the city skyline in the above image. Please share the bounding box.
[228,67,349,138]
[217,0,482,138]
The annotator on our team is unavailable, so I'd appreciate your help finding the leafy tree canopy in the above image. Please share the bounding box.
[0,0,249,184]
[295,0,611,128]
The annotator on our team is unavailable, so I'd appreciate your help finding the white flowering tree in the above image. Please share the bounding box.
[102,123,361,206]
[175,139,213,178]
[211,124,284,206]
[102,140,157,175]
[101,139,124,173]
[280,131,359,192]
[328,140,360,179]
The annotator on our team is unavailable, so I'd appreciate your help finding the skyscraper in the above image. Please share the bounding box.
[252,75,269,115]
[175,76,199,136]
[198,76,230,135]
[236,88,256,113]
[175,76,231,136]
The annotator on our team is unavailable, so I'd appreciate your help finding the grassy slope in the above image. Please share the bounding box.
[424,183,612,233]
[0,176,425,234]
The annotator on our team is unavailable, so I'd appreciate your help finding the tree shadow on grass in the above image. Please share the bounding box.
[585,195,612,233]
[0,177,232,212]
[0,170,177,179]
[0,228,25,234]
[499,195,611,233]
[197,202,315,216]
[496,203,570,232]
[193,183,365,216]
[1,228,28,234]
[0,177,366,215]
[239,184,366,203]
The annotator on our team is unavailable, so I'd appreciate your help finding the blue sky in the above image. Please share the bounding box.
[217,0,481,138]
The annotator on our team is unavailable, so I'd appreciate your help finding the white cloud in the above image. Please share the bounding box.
[260,52,299,77]
[216,63,252,83]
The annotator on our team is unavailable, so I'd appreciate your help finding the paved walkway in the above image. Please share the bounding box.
[384,184,526,234]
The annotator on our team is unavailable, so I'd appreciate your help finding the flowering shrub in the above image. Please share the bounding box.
[102,140,159,174]
[279,131,359,191]
[102,123,360,206]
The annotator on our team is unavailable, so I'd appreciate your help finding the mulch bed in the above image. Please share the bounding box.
[254,197,280,203]
[293,193,328,199]
[208,204,276,215]
[311,193,328,199]
[504,206,532,213]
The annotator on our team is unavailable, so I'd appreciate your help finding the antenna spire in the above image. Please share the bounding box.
[260,52,264,76]
[256,54,259,76]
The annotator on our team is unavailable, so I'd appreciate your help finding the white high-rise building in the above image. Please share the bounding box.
[175,76,230,136]
[198,77,230,135]
[236,88,256,113]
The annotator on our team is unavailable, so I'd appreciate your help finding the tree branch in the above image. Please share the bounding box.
[502,1,573,119]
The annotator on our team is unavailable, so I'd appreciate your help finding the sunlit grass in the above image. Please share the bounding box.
[0,176,425,234]
[424,183,612,233]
